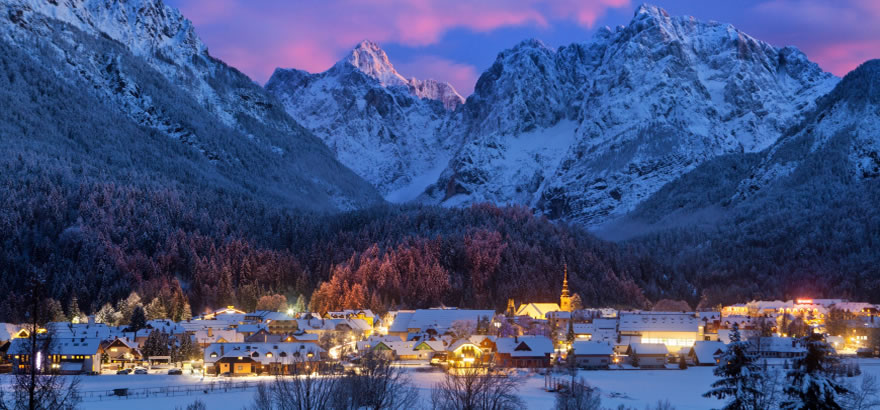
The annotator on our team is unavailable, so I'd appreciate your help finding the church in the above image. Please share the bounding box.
[509,265,577,320]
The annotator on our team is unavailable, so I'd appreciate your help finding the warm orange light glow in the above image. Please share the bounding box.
[796,299,813,304]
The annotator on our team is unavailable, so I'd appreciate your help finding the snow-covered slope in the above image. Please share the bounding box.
[266,41,464,200]
[734,59,880,198]
[423,4,837,225]
[1,0,382,210]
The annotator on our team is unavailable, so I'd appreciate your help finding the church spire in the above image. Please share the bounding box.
[561,263,570,297]
[560,263,571,311]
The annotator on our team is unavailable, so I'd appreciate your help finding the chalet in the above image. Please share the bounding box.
[100,337,142,366]
[494,336,554,368]
[204,342,324,376]
[688,341,726,366]
[369,340,444,361]
[9,336,101,374]
[244,328,284,343]
[570,341,614,369]
[267,320,299,335]
[626,343,668,368]
[447,339,490,367]
[618,312,701,353]
[236,324,268,339]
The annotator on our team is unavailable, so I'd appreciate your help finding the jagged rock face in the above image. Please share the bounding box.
[1,0,382,210]
[424,4,837,225]
[266,40,464,201]
[734,59,880,198]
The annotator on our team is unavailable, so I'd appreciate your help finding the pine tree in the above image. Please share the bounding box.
[67,296,83,323]
[95,303,118,325]
[703,323,765,409]
[678,355,688,370]
[144,298,168,320]
[129,305,147,340]
[566,319,575,345]
[781,334,849,410]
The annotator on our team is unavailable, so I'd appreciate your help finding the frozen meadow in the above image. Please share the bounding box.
[5,359,879,409]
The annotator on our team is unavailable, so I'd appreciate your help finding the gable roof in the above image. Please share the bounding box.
[496,336,554,357]
[204,342,324,365]
[515,303,561,318]
[572,341,614,356]
[627,343,669,355]
[690,341,726,363]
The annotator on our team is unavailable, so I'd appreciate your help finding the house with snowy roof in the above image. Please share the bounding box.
[572,318,618,343]
[9,335,102,374]
[688,341,726,366]
[204,342,325,376]
[570,341,614,368]
[618,312,702,353]
[515,303,562,320]
[494,336,554,368]
[750,336,806,359]
[625,343,668,368]
[387,309,495,339]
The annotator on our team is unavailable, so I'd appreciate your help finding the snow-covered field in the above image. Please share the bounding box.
[3,359,880,409]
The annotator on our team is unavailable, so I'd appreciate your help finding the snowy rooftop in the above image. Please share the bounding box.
[619,313,699,332]
[572,341,614,356]
[496,336,554,357]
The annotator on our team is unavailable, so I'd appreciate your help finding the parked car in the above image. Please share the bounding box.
[81,371,100,376]
[167,368,183,375]
[133,368,148,375]
[116,369,131,375]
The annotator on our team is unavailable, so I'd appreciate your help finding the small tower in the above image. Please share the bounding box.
[560,264,572,312]
[506,298,516,317]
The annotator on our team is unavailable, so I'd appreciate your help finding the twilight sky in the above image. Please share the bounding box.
[165,0,880,96]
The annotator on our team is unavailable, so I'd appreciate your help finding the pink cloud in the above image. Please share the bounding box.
[752,0,880,77]
[395,56,480,96]
[171,0,632,88]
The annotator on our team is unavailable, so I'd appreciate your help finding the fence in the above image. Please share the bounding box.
[78,380,265,402]
[544,374,590,393]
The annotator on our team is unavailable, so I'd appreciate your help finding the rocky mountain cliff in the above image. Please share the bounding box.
[425,4,837,225]
[266,40,464,201]
[268,4,837,226]
[1,0,382,211]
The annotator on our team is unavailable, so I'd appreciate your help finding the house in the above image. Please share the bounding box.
[100,337,142,366]
[688,341,726,366]
[193,327,243,347]
[326,310,378,327]
[751,337,806,359]
[369,340,444,361]
[515,303,561,320]
[204,342,324,376]
[626,343,668,368]
[572,319,618,343]
[267,320,300,335]
[9,336,102,374]
[494,336,554,368]
[201,306,246,321]
[387,309,495,339]
[570,341,614,369]
[447,339,490,367]
[618,312,702,353]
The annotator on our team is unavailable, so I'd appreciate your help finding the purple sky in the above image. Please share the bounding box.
[165,0,880,96]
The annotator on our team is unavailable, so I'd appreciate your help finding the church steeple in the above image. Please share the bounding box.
[560,263,572,311]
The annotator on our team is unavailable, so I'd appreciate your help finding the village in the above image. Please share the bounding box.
[2,270,878,381]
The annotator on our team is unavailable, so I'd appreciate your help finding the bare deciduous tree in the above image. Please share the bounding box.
[843,373,880,410]
[1,278,81,410]
[554,377,601,410]
[333,352,420,410]
[249,358,338,410]
[431,366,524,410]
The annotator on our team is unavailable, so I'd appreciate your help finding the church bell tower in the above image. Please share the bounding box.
[560,264,572,312]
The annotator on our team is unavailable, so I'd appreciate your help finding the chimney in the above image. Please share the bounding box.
[220,345,225,355]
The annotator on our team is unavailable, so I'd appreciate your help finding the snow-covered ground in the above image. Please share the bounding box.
[3,359,880,409]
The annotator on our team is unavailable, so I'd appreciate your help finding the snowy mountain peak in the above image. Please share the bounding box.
[343,40,408,87]
[634,3,670,19]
